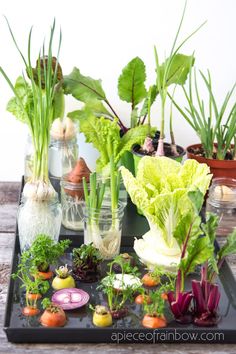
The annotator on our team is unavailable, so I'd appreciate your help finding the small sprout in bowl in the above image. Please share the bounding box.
[40,298,67,327]
[90,305,113,327]
[52,264,76,290]
[72,243,103,282]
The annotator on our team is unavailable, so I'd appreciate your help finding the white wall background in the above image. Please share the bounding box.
[0,0,236,181]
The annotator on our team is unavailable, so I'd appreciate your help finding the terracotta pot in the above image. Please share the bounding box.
[187,144,236,179]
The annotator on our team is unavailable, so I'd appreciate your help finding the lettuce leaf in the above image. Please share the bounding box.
[121,156,212,249]
[78,114,154,172]
[179,159,212,194]
[7,76,33,123]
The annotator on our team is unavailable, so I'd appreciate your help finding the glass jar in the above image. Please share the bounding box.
[18,194,62,252]
[49,137,78,178]
[206,177,236,236]
[60,177,86,231]
[24,134,34,181]
[97,174,128,207]
[83,202,125,260]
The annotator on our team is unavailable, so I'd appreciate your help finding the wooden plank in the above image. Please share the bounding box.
[0,233,14,265]
[0,204,17,233]
[0,182,20,204]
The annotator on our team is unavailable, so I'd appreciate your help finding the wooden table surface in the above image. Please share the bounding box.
[0,182,236,354]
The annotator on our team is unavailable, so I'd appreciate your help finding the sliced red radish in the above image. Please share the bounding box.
[52,288,89,310]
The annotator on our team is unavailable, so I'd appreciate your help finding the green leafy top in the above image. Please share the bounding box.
[1,19,64,183]
[12,249,50,306]
[97,255,142,311]
[26,234,71,272]
[73,243,102,268]
[74,113,155,172]
[63,67,106,102]
[171,68,236,160]
[118,57,147,108]
[42,298,61,313]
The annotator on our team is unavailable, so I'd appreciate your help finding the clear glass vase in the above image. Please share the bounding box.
[24,134,34,181]
[97,174,128,207]
[206,177,236,236]
[83,203,124,260]
[61,177,86,231]
[18,192,62,252]
[49,137,78,178]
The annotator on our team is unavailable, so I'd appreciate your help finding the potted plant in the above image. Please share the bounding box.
[12,251,49,316]
[172,68,236,178]
[131,1,205,171]
[63,54,160,174]
[72,243,103,282]
[97,255,142,319]
[25,234,71,280]
[1,20,64,250]
[120,156,212,270]
[40,298,67,327]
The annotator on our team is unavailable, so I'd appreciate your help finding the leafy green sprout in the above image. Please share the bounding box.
[171,67,236,160]
[41,298,60,313]
[0,18,63,184]
[154,0,206,156]
[97,255,142,312]
[12,250,49,308]
[72,243,103,269]
[25,234,71,272]
[141,266,176,317]
[83,157,120,227]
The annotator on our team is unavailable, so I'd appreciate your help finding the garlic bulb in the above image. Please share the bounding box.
[51,117,76,140]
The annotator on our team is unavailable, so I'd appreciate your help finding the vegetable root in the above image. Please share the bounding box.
[85,224,121,260]
[18,198,62,251]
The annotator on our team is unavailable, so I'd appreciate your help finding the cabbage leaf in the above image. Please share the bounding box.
[120,156,212,249]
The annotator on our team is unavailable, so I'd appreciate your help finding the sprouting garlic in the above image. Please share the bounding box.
[23,181,57,201]
[50,117,76,140]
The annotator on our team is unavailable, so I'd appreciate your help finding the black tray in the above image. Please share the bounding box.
[3,187,236,343]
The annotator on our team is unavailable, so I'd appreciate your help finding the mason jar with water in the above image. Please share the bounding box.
[206,177,236,236]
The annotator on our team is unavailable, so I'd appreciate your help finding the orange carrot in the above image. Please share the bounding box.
[22,306,40,317]
[40,306,67,327]
[26,293,42,301]
[142,314,167,328]
[135,294,152,305]
[142,273,160,287]
[35,270,53,280]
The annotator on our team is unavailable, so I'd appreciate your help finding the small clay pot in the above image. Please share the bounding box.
[187,143,236,179]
